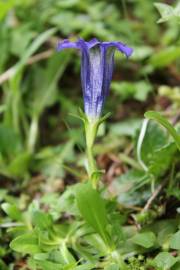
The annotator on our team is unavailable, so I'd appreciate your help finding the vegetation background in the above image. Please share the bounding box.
[0,0,179,269]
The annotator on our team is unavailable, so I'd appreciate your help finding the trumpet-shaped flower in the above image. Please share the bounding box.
[57,38,133,119]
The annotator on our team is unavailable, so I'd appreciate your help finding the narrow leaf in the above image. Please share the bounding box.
[11,28,56,78]
[76,182,110,246]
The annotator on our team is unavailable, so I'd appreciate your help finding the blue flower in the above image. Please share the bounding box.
[57,38,133,119]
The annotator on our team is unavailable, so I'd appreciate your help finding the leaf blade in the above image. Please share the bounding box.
[145,111,180,151]
[76,182,111,246]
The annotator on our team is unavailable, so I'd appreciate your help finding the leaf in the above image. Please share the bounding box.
[0,124,22,158]
[131,232,156,248]
[35,260,64,270]
[76,182,110,246]
[74,264,94,270]
[154,3,174,23]
[138,118,178,176]
[10,233,41,255]
[105,264,119,270]
[0,0,16,20]
[149,47,180,68]
[130,46,153,61]
[0,259,8,270]
[138,121,167,165]
[153,252,177,270]
[110,118,141,137]
[175,2,180,17]
[84,233,108,254]
[29,51,70,117]
[172,262,180,270]
[170,231,180,250]
[111,170,149,205]
[32,211,53,230]
[155,219,178,246]
[35,141,75,179]
[148,142,177,176]
[111,81,152,102]
[7,152,32,178]
[60,242,76,265]
[145,111,180,151]
[57,186,78,216]
[11,28,56,79]
[1,203,22,221]
[10,24,35,57]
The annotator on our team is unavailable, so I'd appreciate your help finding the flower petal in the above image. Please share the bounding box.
[57,39,78,51]
[102,41,133,57]
[86,38,100,49]
[88,46,104,117]
[102,46,115,98]
[56,38,133,118]
[79,41,104,117]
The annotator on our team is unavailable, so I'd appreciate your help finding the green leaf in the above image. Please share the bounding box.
[112,169,149,205]
[35,260,64,270]
[139,121,167,164]
[7,152,32,178]
[74,264,94,270]
[10,24,34,57]
[137,120,175,176]
[10,233,41,255]
[112,81,152,102]
[1,203,22,221]
[131,232,156,248]
[155,219,178,246]
[110,118,141,137]
[0,124,22,158]
[172,262,180,270]
[149,47,180,68]
[153,252,177,270]
[154,3,174,23]
[148,142,177,176]
[145,111,180,151]
[76,182,110,246]
[105,264,119,270]
[32,211,53,230]
[0,259,8,270]
[170,231,180,250]
[60,242,76,265]
[0,0,16,20]
[29,51,70,117]
[10,28,56,79]
[175,2,180,17]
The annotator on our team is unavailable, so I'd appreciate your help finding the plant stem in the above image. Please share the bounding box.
[85,118,99,185]
[27,115,39,153]
[83,113,111,187]
[87,145,97,177]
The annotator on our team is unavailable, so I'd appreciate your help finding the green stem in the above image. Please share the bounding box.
[110,250,128,269]
[84,118,99,185]
[87,145,97,177]
[27,115,39,153]
[82,112,111,187]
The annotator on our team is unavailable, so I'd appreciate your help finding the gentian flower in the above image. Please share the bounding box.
[57,38,133,119]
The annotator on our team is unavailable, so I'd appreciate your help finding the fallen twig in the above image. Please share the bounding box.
[0,49,53,85]
[142,178,168,212]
